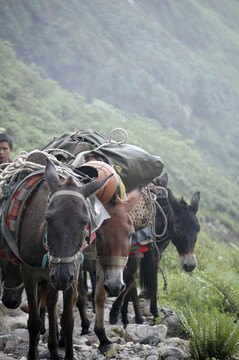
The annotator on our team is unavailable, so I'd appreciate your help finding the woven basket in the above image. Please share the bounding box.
[130,189,154,231]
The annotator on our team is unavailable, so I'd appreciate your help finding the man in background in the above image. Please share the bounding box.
[0,134,13,166]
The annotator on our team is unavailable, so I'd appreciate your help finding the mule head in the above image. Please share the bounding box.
[44,159,112,291]
[167,188,200,272]
[95,187,142,297]
[0,259,24,309]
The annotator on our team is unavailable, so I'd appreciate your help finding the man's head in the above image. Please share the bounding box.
[0,134,13,164]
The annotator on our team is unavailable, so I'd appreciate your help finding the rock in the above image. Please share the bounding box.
[125,324,167,342]
[140,332,162,345]
[160,346,189,359]
[0,296,192,360]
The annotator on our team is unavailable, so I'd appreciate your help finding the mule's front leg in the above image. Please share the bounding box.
[94,263,111,353]
[76,268,90,335]
[46,286,59,360]
[110,257,140,325]
[61,285,75,360]
[21,266,41,360]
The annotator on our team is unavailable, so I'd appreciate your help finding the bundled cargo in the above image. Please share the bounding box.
[42,128,164,192]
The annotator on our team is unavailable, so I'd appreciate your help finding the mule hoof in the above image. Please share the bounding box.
[109,310,120,324]
[135,316,144,324]
[81,327,90,335]
[99,342,112,355]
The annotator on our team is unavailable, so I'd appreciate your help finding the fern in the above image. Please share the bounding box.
[198,270,239,317]
[178,309,239,360]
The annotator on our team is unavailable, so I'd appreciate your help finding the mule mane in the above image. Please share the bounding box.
[179,197,187,206]
[65,176,78,186]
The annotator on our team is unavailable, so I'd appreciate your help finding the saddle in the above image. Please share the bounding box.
[0,171,46,264]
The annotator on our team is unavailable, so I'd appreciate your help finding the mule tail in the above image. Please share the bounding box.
[140,245,161,298]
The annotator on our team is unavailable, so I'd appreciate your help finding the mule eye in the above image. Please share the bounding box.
[128,232,135,242]
[175,228,184,236]
[45,214,52,223]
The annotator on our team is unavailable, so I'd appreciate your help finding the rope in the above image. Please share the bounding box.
[150,186,168,239]
[93,128,128,152]
[0,128,128,186]
[0,150,70,187]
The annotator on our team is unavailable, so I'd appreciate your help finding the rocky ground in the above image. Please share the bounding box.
[0,290,191,360]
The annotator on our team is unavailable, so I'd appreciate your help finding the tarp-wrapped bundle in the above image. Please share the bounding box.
[42,128,164,192]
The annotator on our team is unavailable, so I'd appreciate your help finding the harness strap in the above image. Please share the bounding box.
[1,215,34,268]
[97,255,128,266]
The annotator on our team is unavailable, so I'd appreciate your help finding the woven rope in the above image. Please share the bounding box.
[0,150,70,187]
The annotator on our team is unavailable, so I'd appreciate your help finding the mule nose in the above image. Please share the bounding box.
[2,296,21,309]
[50,264,74,291]
[103,282,126,297]
[181,254,197,272]
[50,273,74,290]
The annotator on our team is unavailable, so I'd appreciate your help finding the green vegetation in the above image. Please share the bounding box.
[179,310,239,360]
[1,1,239,355]
[0,0,239,177]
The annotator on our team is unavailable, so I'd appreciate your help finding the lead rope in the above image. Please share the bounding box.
[145,186,169,292]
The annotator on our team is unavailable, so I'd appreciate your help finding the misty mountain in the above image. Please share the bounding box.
[0,0,239,176]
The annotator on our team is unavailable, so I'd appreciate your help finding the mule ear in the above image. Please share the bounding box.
[153,173,168,188]
[45,159,61,192]
[80,174,113,199]
[124,186,143,213]
[167,188,181,213]
[190,191,200,213]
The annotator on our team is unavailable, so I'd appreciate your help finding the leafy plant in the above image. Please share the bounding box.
[199,270,239,317]
[179,309,239,360]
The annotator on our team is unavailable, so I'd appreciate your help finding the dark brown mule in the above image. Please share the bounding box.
[5,160,141,356]
[109,173,200,327]
[18,159,112,360]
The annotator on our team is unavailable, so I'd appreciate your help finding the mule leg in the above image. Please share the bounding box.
[120,282,143,327]
[76,268,90,335]
[149,249,160,321]
[61,286,75,360]
[110,257,140,325]
[94,263,111,353]
[89,270,96,312]
[45,286,59,360]
[130,283,144,324]
[38,280,47,335]
[21,267,41,360]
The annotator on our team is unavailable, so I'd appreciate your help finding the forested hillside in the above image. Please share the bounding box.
[0,0,239,178]
[0,40,239,244]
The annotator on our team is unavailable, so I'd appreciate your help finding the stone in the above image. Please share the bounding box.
[125,324,167,342]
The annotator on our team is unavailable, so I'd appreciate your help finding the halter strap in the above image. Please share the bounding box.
[48,250,84,266]
[50,190,87,204]
[97,255,128,266]
[3,282,24,292]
